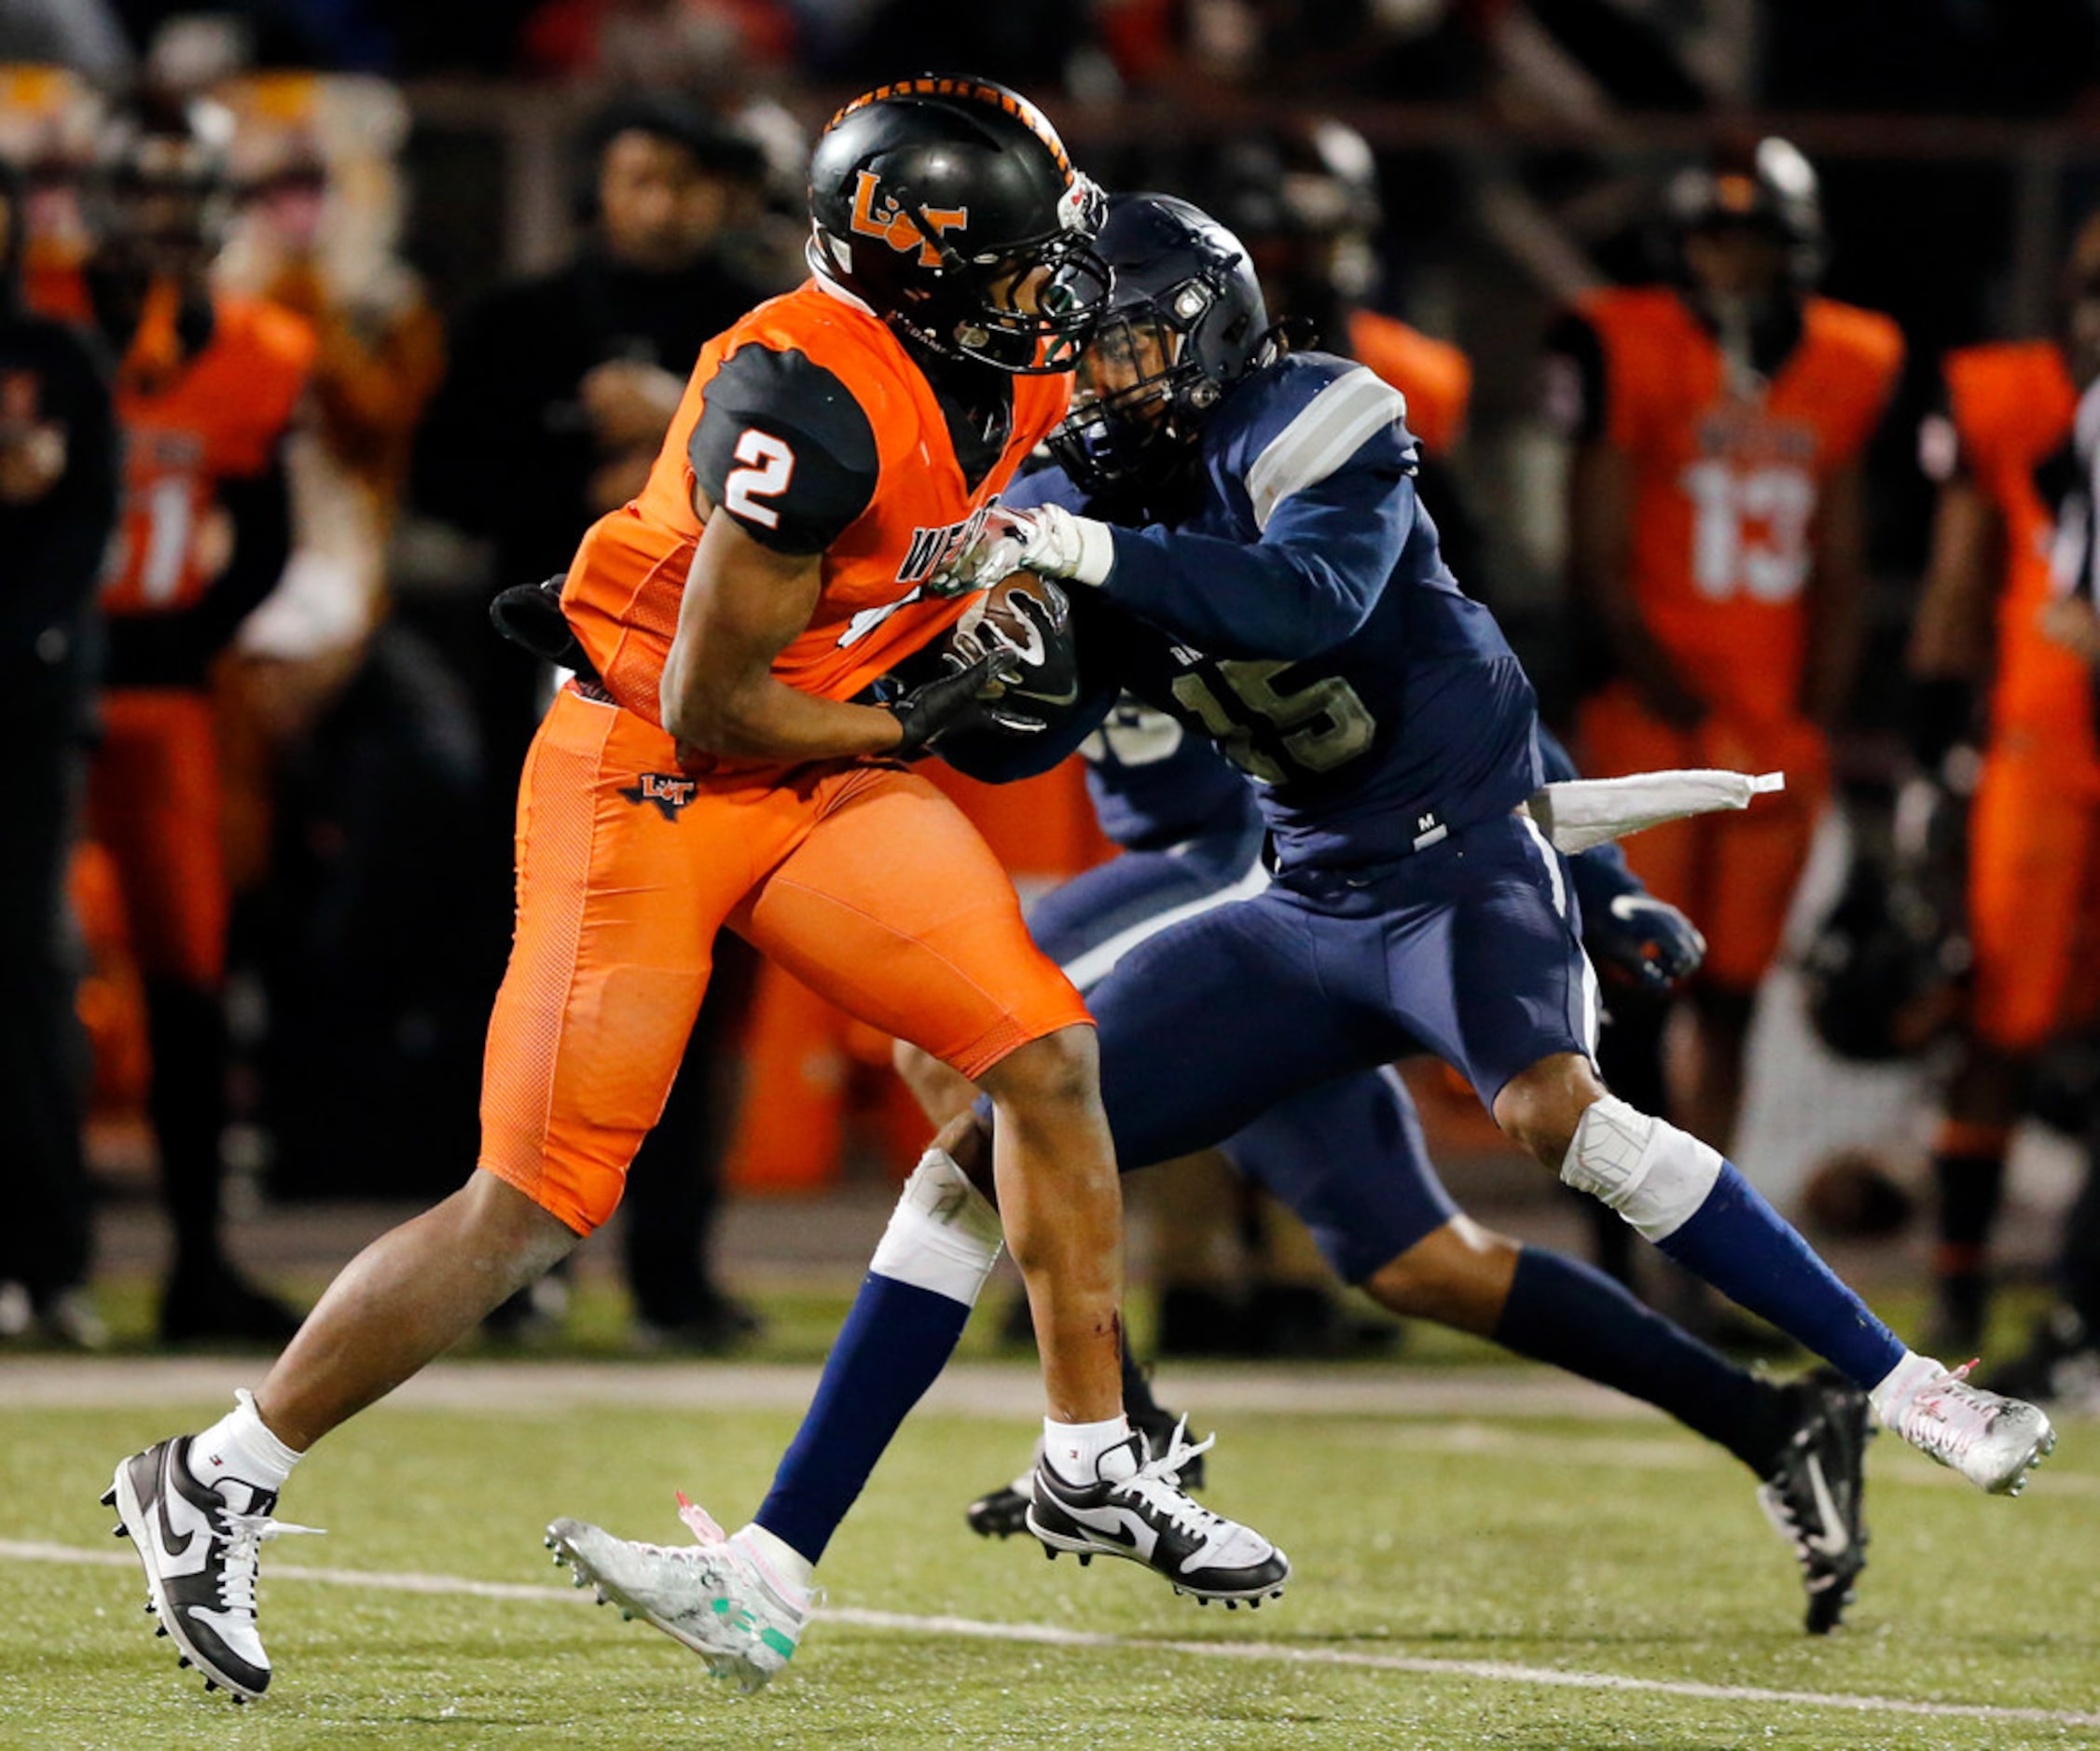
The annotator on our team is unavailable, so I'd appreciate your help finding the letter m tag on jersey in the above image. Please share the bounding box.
[620,772,699,822]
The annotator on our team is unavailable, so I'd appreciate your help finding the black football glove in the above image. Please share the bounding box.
[490,573,600,683]
[946,578,1082,735]
[890,645,1028,759]
[1586,892,1706,992]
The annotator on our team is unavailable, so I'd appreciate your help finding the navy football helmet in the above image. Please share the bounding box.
[1047,192,1275,495]
[807,76,1110,374]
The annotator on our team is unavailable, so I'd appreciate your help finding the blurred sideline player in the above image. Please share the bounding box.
[562,192,2053,1681]
[1908,208,2100,1358]
[899,698,1884,1634]
[1545,139,1902,1159]
[106,77,1282,1707]
[36,90,313,1344]
[0,149,119,1347]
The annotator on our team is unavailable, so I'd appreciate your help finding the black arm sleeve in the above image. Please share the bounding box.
[1540,309,1609,443]
[687,345,877,555]
[103,445,294,688]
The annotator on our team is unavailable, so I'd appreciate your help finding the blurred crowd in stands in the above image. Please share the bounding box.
[7,1,2100,1414]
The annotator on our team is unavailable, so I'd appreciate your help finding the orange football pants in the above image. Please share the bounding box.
[85,687,228,989]
[478,685,1091,1234]
[1578,682,1827,994]
[1966,734,2100,1053]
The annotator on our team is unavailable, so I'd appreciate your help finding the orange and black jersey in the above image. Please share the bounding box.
[686,336,1018,554]
[1543,287,1902,724]
[1924,340,2090,746]
[561,275,1070,740]
[67,282,315,690]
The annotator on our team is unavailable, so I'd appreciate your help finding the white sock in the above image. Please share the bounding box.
[1043,1414,1135,1484]
[1869,1351,1944,1428]
[187,1388,302,1493]
[732,1524,817,1609]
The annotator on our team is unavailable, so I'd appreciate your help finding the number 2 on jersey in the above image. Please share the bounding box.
[724,429,795,530]
[1679,459,1815,603]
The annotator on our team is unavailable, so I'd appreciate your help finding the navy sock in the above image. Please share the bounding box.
[1658,1161,1905,1389]
[1492,1247,1790,1473]
[754,1272,971,1563]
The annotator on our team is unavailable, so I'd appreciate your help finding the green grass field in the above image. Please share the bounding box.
[4,1310,2097,1751]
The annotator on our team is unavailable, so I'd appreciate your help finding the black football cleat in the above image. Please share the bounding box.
[1757,1369,1872,1634]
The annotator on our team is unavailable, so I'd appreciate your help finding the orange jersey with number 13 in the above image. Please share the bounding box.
[1578,286,1903,725]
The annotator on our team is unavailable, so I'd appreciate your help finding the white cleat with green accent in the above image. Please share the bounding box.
[546,1498,812,1693]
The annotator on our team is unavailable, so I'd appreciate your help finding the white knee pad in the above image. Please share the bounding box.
[868,1147,1005,1305]
[1559,1095,1723,1242]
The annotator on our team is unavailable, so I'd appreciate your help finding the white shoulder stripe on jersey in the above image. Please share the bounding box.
[1245,366,1413,531]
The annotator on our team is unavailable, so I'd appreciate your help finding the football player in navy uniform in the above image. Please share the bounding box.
[950,191,2050,1492]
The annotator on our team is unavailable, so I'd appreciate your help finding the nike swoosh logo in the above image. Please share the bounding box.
[155,1459,195,1560]
[1020,679,1081,707]
[1802,1455,1850,1558]
[1079,1515,1139,1548]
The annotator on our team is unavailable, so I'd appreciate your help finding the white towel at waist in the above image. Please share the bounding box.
[1524,769,1786,855]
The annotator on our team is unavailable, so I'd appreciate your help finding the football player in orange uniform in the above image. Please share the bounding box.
[46,92,314,1344]
[1548,139,1903,1156]
[1907,210,2100,1354]
[104,78,1283,1706]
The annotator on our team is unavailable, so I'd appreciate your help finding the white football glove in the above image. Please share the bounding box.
[960,503,1116,591]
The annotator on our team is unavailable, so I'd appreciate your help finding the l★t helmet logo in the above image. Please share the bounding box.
[849,171,966,268]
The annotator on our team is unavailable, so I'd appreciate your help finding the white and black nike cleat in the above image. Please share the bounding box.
[1757,1369,1872,1634]
[969,1406,1209,1540]
[103,1436,321,1703]
[1026,1418,1288,1606]
[966,1468,1037,1539]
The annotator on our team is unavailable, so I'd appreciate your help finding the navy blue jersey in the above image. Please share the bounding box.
[1010,352,1542,875]
[1077,696,1259,849]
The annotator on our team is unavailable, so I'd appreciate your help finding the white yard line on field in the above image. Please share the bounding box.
[7,1537,2097,1730]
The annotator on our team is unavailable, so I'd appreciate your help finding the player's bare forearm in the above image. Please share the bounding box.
[1568,439,1706,727]
[1801,465,1869,728]
[1909,476,1998,682]
[661,507,905,761]
[668,666,904,763]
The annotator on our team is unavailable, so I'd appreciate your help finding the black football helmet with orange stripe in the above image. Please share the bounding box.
[807,76,1111,374]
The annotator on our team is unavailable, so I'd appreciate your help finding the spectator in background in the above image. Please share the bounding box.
[414,90,775,773]
[0,155,117,1347]
[412,90,782,1348]
[32,89,314,1342]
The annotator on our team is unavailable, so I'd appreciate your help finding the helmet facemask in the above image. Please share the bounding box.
[912,177,1112,373]
[1050,238,1266,496]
